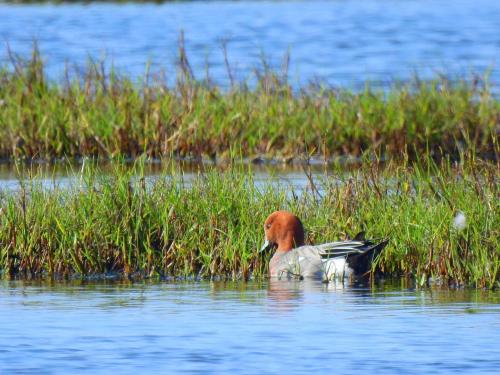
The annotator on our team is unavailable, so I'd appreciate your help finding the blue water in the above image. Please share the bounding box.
[0,160,334,192]
[1,280,499,374]
[1,0,499,88]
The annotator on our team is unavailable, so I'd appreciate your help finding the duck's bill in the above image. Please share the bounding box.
[259,240,271,253]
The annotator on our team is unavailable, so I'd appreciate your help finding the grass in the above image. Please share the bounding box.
[0,156,498,288]
[0,43,498,288]
[0,45,498,161]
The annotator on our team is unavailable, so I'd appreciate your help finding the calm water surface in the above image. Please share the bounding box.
[1,280,499,374]
[1,0,499,87]
[0,160,342,192]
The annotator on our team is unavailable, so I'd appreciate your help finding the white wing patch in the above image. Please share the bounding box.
[322,257,350,280]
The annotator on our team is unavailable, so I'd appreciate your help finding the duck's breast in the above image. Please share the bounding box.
[271,245,324,279]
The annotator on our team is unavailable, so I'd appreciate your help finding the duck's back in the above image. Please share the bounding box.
[270,239,387,280]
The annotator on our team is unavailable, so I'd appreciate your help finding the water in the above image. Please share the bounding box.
[0,160,345,192]
[1,280,499,374]
[1,4,498,372]
[1,0,499,88]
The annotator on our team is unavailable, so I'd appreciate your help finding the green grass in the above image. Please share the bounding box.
[0,46,498,161]
[0,157,498,288]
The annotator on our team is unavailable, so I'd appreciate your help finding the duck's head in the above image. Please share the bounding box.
[260,210,305,253]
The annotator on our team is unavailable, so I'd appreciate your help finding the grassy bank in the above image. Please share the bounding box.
[0,47,498,161]
[0,158,498,288]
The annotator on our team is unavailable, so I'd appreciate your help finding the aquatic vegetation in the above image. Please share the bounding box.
[0,157,498,288]
[0,46,498,161]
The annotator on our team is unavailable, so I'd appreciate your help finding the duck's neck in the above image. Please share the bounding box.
[276,234,299,252]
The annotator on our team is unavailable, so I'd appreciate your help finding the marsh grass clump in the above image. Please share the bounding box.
[0,157,498,288]
[0,45,498,161]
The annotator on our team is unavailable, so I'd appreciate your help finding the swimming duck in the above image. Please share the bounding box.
[260,211,388,280]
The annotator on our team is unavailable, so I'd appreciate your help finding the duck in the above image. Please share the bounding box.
[260,210,388,281]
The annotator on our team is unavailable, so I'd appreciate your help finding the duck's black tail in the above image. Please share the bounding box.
[345,239,389,276]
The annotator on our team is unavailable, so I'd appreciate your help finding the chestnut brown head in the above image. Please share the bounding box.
[260,211,305,253]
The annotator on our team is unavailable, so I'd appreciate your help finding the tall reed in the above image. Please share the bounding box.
[0,157,498,288]
[0,45,498,160]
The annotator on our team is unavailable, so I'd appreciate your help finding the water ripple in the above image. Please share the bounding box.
[0,0,499,88]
